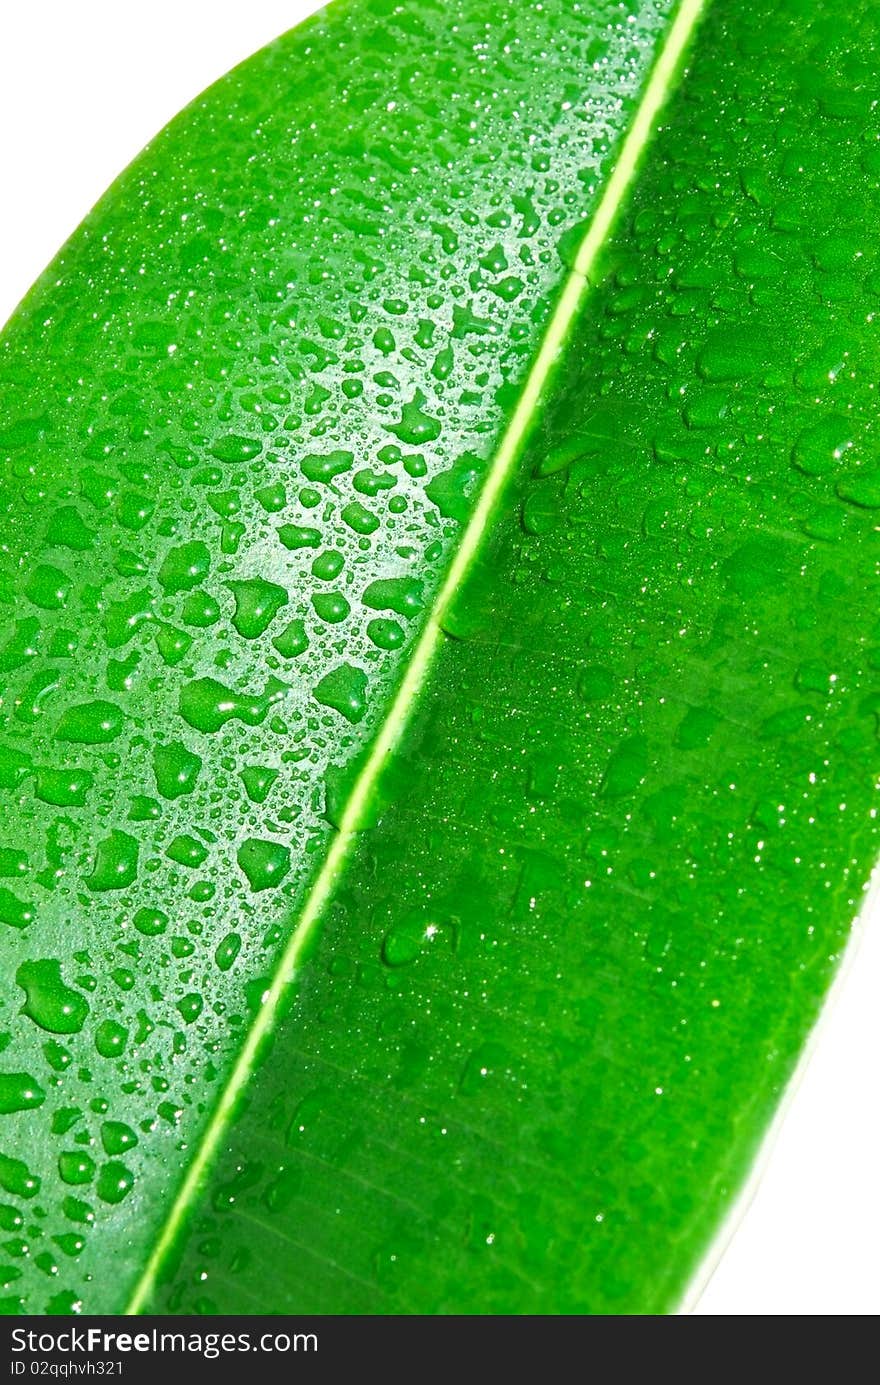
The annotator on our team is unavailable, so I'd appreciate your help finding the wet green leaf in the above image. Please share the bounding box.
[1,0,877,1316]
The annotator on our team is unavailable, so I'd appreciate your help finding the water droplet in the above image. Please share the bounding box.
[425,453,483,521]
[153,741,202,800]
[62,1197,94,1225]
[43,1042,72,1072]
[209,434,262,464]
[521,486,563,535]
[86,830,139,892]
[311,550,344,581]
[94,1021,128,1059]
[52,1233,85,1258]
[50,1109,81,1136]
[166,835,209,869]
[228,578,287,639]
[104,590,154,648]
[367,618,404,650]
[0,1205,23,1232]
[92,1159,135,1210]
[178,676,286,733]
[362,577,423,618]
[34,767,94,808]
[155,624,192,667]
[255,482,286,512]
[579,666,614,700]
[44,1291,81,1315]
[313,663,368,723]
[16,960,89,1034]
[697,327,772,381]
[603,736,649,797]
[674,706,720,751]
[0,849,26,880]
[58,1153,95,1187]
[381,915,453,967]
[458,1043,511,1097]
[722,539,788,597]
[792,415,853,476]
[176,993,204,1025]
[277,524,321,551]
[0,1153,40,1199]
[341,502,379,535]
[100,1121,138,1156]
[0,1074,45,1115]
[312,591,350,624]
[132,906,168,937]
[390,390,441,444]
[237,839,291,893]
[45,507,94,551]
[837,468,880,508]
[240,766,278,804]
[158,540,211,595]
[214,933,242,972]
[55,701,123,744]
[795,663,835,694]
[262,1166,302,1212]
[272,620,309,659]
[181,592,221,627]
[24,564,71,610]
[300,450,354,483]
[0,888,35,931]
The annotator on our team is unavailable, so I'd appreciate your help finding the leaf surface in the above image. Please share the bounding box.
[1,0,878,1316]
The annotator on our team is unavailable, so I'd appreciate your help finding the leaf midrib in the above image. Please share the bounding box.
[123,0,706,1315]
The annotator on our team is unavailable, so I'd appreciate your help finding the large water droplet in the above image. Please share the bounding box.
[228,578,287,640]
[16,960,89,1034]
[153,741,202,800]
[237,839,291,892]
[55,701,123,745]
[86,830,139,892]
[0,1073,45,1115]
[313,663,368,723]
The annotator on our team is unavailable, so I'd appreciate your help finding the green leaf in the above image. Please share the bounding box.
[0,0,877,1317]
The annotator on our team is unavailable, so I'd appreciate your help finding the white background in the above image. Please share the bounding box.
[0,0,877,1317]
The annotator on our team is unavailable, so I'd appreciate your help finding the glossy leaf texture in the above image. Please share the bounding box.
[157,0,880,1314]
[0,0,678,1314]
[0,0,877,1316]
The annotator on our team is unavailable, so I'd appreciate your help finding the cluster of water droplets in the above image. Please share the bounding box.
[0,0,670,1312]
[157,0,880,1315]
